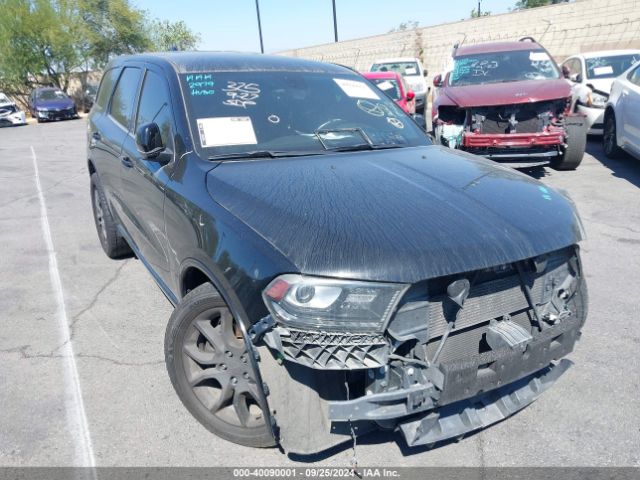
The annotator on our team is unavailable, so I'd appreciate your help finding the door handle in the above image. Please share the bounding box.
[121,156,133,168]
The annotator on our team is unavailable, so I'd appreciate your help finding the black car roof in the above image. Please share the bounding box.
[112,51,349,75]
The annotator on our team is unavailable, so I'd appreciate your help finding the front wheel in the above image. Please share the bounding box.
[603,113,623,159]
[164,283,276,448]
[552,120,587,170]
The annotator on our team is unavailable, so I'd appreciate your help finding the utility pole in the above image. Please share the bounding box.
[255,0,264,53]
[477,0,481,17]
[332,0,338,42]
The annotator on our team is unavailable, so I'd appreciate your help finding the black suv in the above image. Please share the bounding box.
[88,52,587,454]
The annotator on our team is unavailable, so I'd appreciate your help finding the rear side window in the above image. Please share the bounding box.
[109,67,141,129]
[94,68,119,111]
[135,70,174,149]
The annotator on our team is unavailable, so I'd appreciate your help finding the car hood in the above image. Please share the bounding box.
[206,146,583,283]
[443,79,571,107]
[34,98,74,109]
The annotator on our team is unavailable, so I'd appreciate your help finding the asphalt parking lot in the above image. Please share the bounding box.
[1,119,639,467]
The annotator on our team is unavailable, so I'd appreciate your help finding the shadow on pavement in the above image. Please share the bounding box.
[586,136,640,189]
[518,165,549,180]
[287,406,529,463]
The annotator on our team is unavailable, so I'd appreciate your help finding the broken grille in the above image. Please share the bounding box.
[279,329,388,369]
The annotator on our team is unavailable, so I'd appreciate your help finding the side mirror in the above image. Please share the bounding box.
[433,74,443,88]
[423,69,428,77]
[136,122,165,159]
[406,90,415,101]
[412,113,427,131]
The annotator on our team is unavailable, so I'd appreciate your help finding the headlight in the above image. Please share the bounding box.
[262,274,408,332]
[588,91,608,108]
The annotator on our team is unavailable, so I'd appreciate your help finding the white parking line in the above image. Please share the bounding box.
[30,146,97,469]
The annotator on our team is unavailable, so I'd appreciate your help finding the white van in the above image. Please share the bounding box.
[369,57,428,113]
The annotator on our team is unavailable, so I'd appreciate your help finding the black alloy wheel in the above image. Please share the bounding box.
[165,283,275,447]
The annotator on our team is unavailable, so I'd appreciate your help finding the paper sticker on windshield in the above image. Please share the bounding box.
[196,117,257,148]
[376,80,394,91]
[529,52,549,61]
[593,65,614,76]
[404,67,417,75]
[334,78,379,99]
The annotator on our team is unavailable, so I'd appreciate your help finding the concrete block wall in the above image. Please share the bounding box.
[278,0,640,84]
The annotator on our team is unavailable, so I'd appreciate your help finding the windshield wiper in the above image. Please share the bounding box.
[208,150,327,161]
[327,143,406,153]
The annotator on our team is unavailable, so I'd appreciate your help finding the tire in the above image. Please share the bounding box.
[552,120,587,170]
[90,173,132,259]
[165,283,276,448]
[603,112,623,159]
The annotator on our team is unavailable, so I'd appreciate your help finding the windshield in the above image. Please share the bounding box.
[180,71,430,158]
[586,54,640,79]
[37,90,68,101]
[450,49,560,86]
[371,62,420,76]
[369,78,401,100]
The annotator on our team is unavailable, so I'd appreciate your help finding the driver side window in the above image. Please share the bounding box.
[135,70,175,151]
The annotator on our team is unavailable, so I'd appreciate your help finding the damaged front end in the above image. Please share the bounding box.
[434,99,583,168]
[254,246,586,454]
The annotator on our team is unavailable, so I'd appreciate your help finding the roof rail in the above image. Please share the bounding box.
[519,36,537,43]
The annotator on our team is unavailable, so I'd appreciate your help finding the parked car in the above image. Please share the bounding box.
[0,93,27,127]
[28,87,79,122]
[603,61,640,160]
[362,71,416,115]
[562,50,640,135]
[432,38,587,170]
[88,52,587,455]
[369,57,428,113]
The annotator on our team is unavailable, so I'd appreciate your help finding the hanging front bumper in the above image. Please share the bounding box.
[400,358,571,446]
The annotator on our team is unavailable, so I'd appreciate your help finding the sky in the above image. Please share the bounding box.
[134,0,517,53]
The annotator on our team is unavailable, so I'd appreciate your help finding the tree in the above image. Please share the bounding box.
[78,0,152,69]
[470,7,491,17]
[388,20,419,33]
[0,0,84,101]
[0,0,201,104]
[146,19,201,52]
[513,0,568,9]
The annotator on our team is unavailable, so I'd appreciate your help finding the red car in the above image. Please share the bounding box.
[432,38,586,169]
[362,71,416,115]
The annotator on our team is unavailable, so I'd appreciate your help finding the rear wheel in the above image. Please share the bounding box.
[90,173,132,258]
[603,113,623,159]
[552,120,586,170]
[165,283,275,448]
